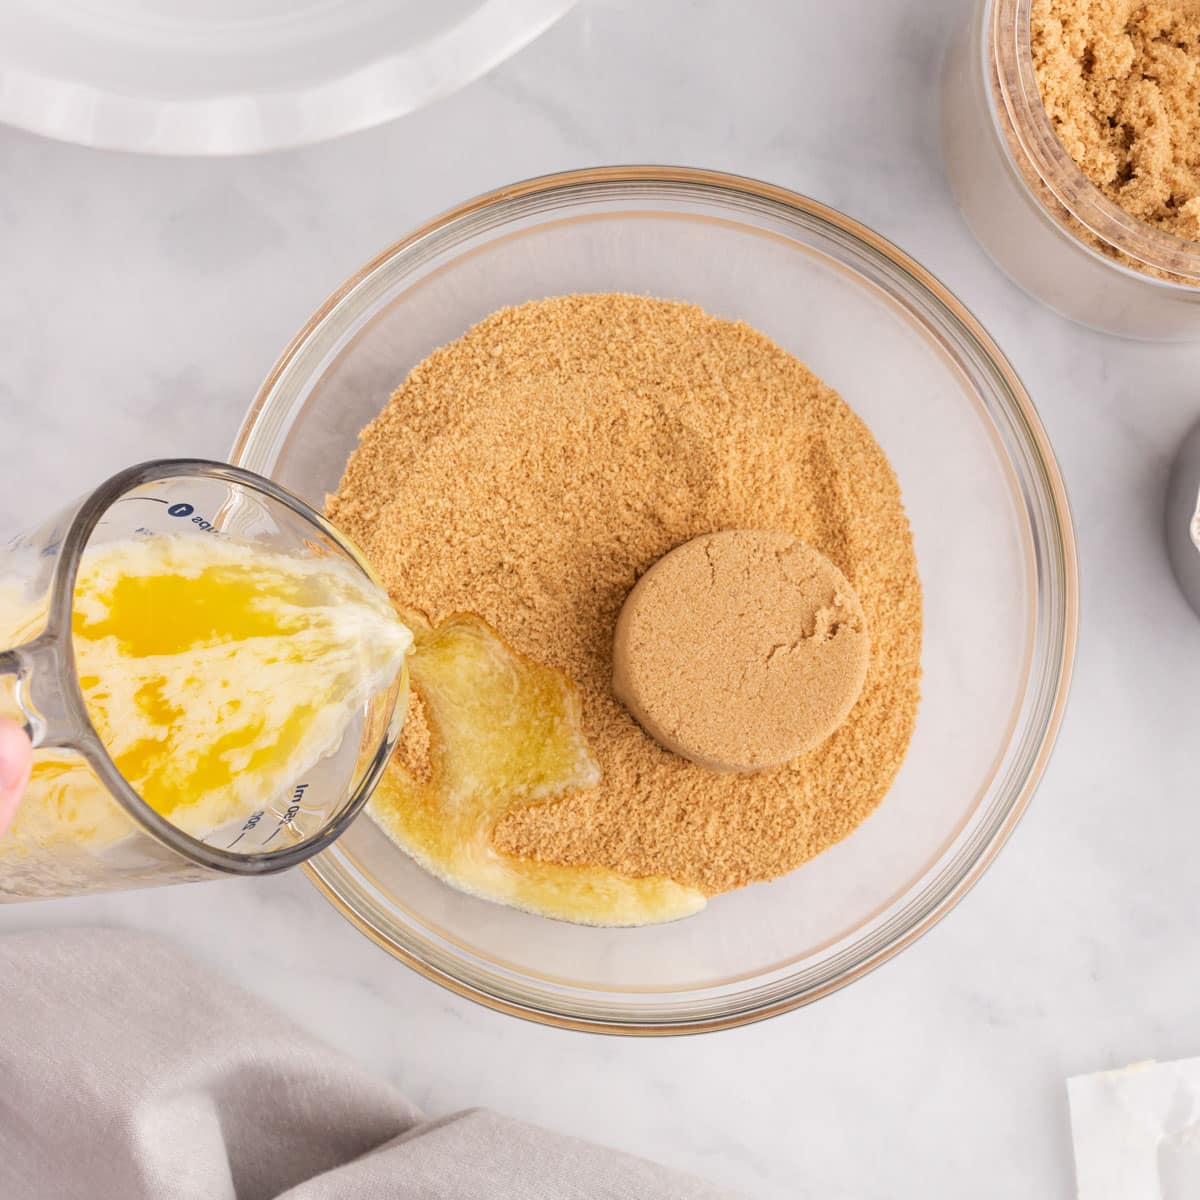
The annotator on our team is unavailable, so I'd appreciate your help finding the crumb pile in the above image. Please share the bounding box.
[328,294,922,896]
[1033,0,1200,239]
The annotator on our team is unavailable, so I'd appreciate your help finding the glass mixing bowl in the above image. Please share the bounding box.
[231,166,1078,1034]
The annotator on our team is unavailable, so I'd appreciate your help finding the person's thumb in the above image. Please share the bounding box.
[0,718,32,838]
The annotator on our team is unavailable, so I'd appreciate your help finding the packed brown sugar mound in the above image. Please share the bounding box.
[1033,0,1200,240]
[611,531,871,774]
[328,294,922,896]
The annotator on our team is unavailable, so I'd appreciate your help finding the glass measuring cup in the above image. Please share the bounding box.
[0,459,407,901]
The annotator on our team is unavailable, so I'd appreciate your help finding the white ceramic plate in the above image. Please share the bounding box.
[0,0,575,155]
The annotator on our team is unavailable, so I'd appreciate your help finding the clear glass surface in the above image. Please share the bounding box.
[232,167,1078,1033]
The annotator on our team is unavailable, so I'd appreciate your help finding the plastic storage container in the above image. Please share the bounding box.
[943,0,1200,339]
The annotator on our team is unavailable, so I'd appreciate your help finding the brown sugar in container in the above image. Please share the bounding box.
[943,0,1200,338]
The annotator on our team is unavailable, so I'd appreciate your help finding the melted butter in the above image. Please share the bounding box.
[1,536,411,848]
[370,614,705,927]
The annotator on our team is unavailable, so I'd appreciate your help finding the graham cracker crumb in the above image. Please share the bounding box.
[393,689,432,784]
[328,294,922,896]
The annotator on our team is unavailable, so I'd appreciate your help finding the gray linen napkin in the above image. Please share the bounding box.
[0,928,736,1200]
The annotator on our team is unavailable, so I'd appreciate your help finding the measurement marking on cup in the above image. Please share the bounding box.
[263,784,308,845]
[111,497,229,534]
[228,810,265,848]
[118,495,225,534]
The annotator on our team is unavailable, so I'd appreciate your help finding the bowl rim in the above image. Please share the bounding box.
[230,164,1079,1035]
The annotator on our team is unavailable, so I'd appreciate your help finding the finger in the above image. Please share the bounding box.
[0,718,33,838]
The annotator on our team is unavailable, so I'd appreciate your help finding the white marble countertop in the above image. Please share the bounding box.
[3,1,1200,1195]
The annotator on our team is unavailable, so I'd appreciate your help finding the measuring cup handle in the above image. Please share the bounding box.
[0,650,31,742]
[0,637,80,749]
